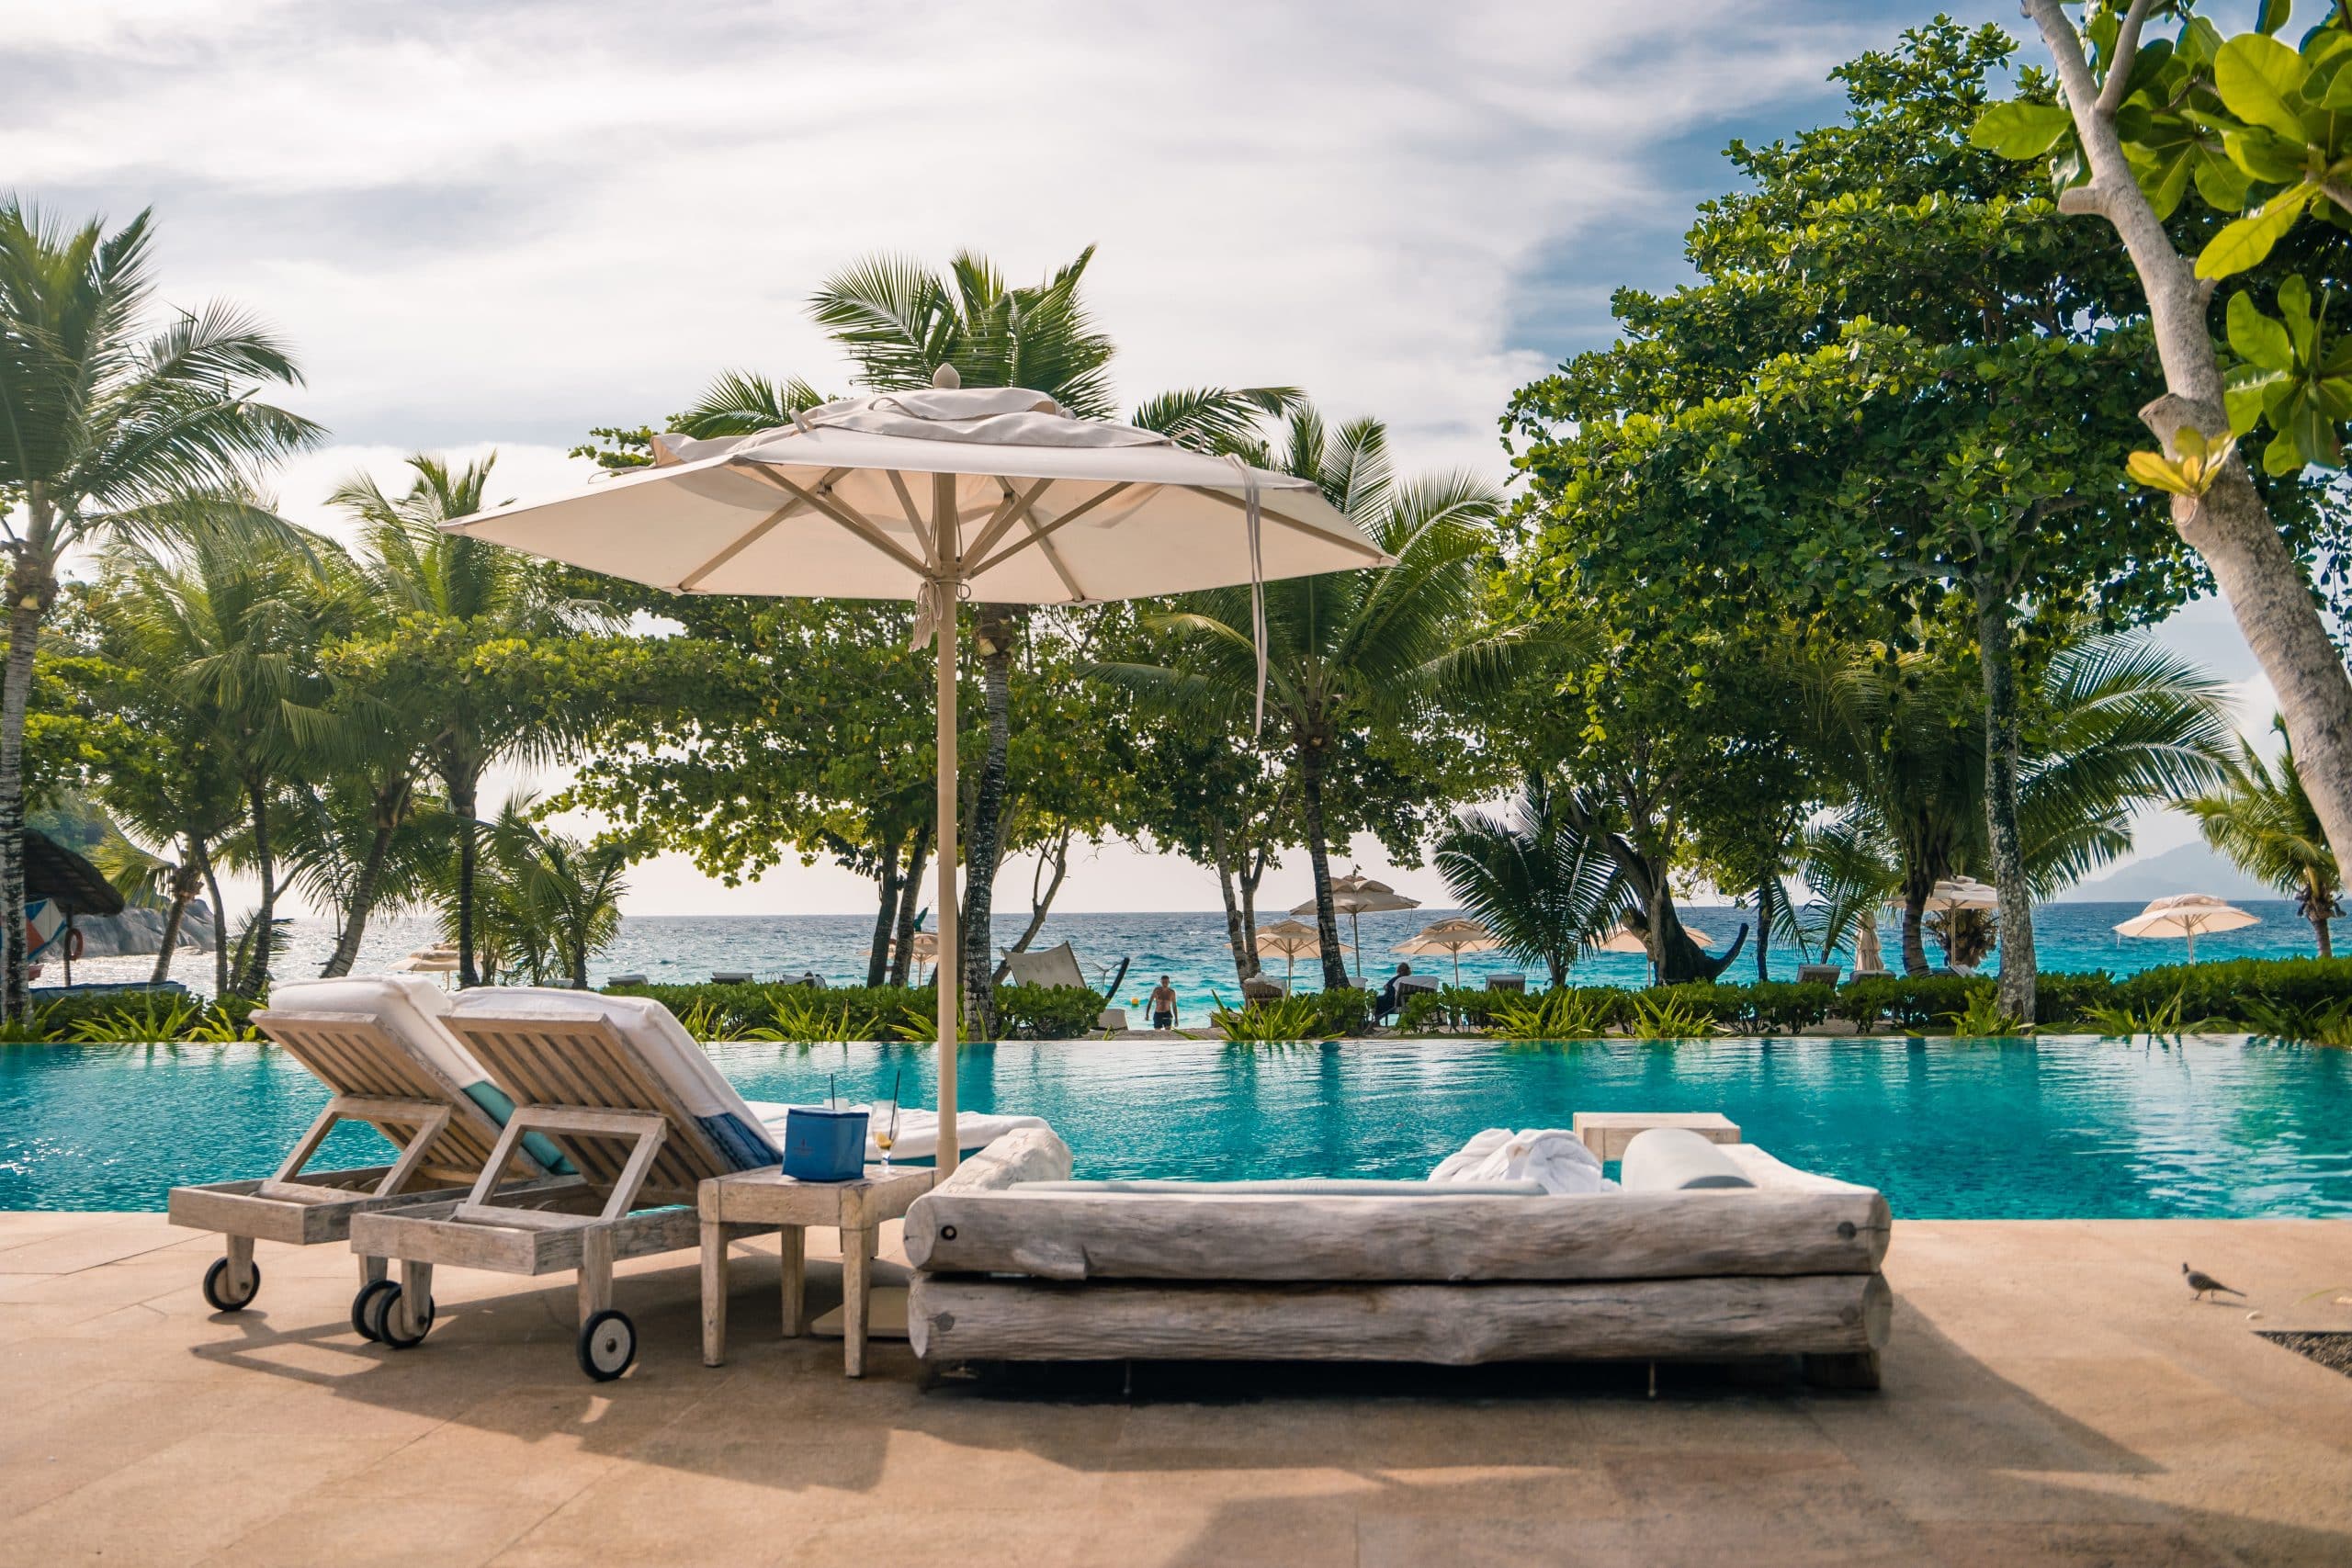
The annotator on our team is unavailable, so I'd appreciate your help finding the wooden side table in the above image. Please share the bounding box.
[697,1166,936,1377]
[1571,1111,1740,1162]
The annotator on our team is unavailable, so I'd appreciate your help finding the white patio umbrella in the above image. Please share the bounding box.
[444,373,1388,1170]
[1251,919,1322,988]
[390,943,460,974]
[1594,919,1713,954]
[2114,894,2259,962]
[1923,876,1998,911]
[1292,869,1419,981]
[1393,916,1498,986]
[864,931,940,985]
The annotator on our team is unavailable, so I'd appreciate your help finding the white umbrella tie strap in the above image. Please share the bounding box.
[1223,454,1269,736]
[910,577,963,651]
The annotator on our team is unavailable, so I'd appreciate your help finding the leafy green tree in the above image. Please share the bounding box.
[1434,771,1624,987]
[2184,714,2342,954]
[1102,408,1510,987]
[326,454,604,987]
[465,795,643,989]
[1978,1,2352,902]
[0,200,319,1017]
[1507,21,2199,1017]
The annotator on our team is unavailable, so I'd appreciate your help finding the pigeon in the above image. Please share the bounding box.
[2183,1262,2245,1301]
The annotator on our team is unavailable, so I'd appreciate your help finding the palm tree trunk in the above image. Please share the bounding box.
[1900,890,1930,977]
[1216,852,1253,984]
[867,831,901,987]
[2027,0,2352,893]
[960,605,1016,1037]
[891,820,930,988]
[450,768,481,988]
[1755,874,1774,982]
[238,776,278,997]
[322,780,408,979]
[150,851,201,985]
[197,840,230,999]
[1239,842,1268,965]
[2310,886,2335,958]
[1296,736,1350,989]
[1978,594,2036,1022]
[0,536,50,1023]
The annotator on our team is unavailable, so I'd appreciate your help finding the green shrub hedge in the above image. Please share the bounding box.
[600,979,1103,1041]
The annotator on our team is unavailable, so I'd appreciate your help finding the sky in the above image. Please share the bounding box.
[0,0,2278,916]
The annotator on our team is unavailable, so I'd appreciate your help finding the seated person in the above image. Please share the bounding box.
[1375,962,1414,1023]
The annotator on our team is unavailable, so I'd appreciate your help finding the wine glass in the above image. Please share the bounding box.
[875,1124,895,1173]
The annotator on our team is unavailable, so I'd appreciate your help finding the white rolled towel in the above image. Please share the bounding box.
[1430,1127,1615,1195]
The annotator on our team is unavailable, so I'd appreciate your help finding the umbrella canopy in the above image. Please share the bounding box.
[2114,894,2259,961]
[1394,917,1498,985]
[1251,919,1321,986]
[866,931,940,964]
[1923,876,1998,911]
[445,374,1387,1171]
[1289,870,1420,980]
[390,943,461,975]
[1594,919,1713,955]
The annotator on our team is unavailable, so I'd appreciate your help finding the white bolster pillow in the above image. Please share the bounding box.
[1620,1127,1757,1191]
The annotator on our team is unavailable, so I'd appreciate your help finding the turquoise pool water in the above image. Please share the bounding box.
[6,1035,2350,1218]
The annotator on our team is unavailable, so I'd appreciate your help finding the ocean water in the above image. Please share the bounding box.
[7,1033,2347,1217]
[52,899,2331,1017]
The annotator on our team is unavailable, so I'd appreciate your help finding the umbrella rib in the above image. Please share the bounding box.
[965,477,1056,566]
[741,464,931,580]
[1194,488,1388,559]
[884,470,939,569]
[967,482,1135,581]
[674,494,811,592]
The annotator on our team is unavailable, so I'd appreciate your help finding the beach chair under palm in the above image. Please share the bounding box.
[166,976,578,1323]
[346,987,790,1381]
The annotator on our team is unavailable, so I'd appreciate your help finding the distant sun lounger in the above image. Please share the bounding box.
[165,975,581,1319]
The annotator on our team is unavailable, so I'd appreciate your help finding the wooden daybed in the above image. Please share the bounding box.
[904,1128,1893,1389]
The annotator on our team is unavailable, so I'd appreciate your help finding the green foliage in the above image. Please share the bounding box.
[993,985,1106,1041]
[2079,987,2219,1040]
[599,979,1097,1042]
[2237,995,2352,1045]
[61,993,200,1043]
[1942,991,2031,1039]
[1623,992,1724,1041]
[1487,987,1620,1041]
[1207,991,1328,1043]
[744,991,887,1044]
[1838,975,1990,1031]
[2183,716,2343,950]
[1398,986,1501,1032]
[1434,770,1623,988]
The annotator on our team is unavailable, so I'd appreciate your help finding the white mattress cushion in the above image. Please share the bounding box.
[447,987,780,1168]
[268,975,486,1092]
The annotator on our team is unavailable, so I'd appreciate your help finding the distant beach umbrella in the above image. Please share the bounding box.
[1394,916,1498,985]
[1593,919,1713,955]
[389,943,462,987]
[865,931,940,985]
[443,371,1387,1170]
[2113,894,2259,962]
[1291,868,1419,981]
[1923,876,1999,912]
[1252,919,1322,987]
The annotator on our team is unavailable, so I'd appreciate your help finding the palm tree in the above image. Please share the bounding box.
[0,199,320,1018]
[468,795,639,989]
[1435,770,1625,987]
[800,244,1298,1032]
[106,525,337,996]
[328,454,603,987]
[2184,716,2342,956]
[278,776,451,976]
[1807,631,2233,981]
[1103,409,1510,987]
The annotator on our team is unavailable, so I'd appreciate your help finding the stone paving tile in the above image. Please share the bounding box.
[1,1214,2347,1568]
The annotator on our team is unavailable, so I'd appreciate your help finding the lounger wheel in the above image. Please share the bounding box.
[578,1309,636,1381]
[201,1256,261,1313]
[364,1281,435,1349]
[351,1277,399,1341]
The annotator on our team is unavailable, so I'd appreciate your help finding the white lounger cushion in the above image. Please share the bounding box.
[1621,1127,1757,1191]
[752,1102,1050,1163]
[1430,1127,1613,1195]
[269,975,574,1173]
[448,987,782,1169]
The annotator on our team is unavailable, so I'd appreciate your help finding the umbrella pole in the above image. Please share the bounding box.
[933,493,962,1175]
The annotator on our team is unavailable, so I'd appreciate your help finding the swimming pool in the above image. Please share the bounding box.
[6,1036,2349,1218]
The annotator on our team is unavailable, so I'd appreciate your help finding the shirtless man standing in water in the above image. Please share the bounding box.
[1148,976,1179,1032]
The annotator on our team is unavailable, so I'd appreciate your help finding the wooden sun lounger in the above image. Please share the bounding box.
[347,1010,778,1381]
[167,1009,575,1322]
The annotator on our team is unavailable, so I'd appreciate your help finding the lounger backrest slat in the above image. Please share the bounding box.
[254,1010,537,1185]
[444,1015,736,1201]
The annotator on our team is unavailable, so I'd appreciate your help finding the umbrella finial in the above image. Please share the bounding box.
[931,364,961,389]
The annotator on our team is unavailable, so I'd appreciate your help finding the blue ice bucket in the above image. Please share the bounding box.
[781,1107,868,1181]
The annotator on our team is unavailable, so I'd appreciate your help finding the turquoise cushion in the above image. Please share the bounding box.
[461,1082,577,1175]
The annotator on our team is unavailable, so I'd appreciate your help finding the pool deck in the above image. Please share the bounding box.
[2,1213,2348,1566]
